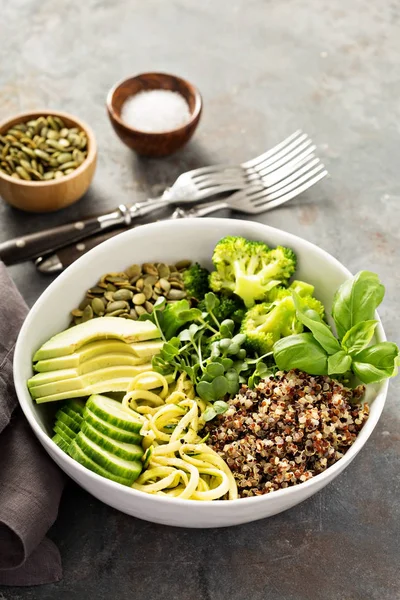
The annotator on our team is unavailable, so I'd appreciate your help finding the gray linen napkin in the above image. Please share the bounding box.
[0,262,65,586]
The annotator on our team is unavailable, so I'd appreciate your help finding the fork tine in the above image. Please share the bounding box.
[251,167,328,211]
[245,133,311,174]
[242,130,304,168]
[245,153,319,186]
[256,142,316,178]
[187,130,306,179]
[259,157,322,194]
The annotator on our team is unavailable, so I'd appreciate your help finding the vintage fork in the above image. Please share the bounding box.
[0,131,325,266]
[170,163,328,218]
[151,130,319,203]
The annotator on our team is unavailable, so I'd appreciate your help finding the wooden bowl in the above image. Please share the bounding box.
[106,72,202,158]
[0,110,97,213]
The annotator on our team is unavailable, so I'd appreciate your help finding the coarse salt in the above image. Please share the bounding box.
[120,90,191,133]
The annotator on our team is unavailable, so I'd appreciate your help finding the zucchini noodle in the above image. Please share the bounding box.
[121,372,238,501]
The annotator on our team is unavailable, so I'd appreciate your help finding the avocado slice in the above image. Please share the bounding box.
[34,339,163,372]
[33,371,175,404]
[33,317,160,362]
[29,363,153,397]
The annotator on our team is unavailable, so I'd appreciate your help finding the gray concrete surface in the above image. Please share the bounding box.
[1,0,400,598]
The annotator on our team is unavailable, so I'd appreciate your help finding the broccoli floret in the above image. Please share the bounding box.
[198,294,245,322]
[288,280,315,298]
[209,236,297,308]
[241,292,324,355]
[182,263,210,301]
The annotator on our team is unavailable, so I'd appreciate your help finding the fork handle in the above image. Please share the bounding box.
[172,200,230,219]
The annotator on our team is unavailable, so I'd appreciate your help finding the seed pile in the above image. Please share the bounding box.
[207,370,368,497]
[70,260,191,326]
[0,115,88,181]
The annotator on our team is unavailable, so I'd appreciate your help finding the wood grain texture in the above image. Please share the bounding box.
[0,110,97,213]
[106,72,202,158]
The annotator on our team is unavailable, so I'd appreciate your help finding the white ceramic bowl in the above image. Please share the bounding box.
[14,219,388,528]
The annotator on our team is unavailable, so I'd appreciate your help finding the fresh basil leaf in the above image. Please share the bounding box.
[293,291,340,355]
[352,342,399,383]
[327,350,352,375]
[273,333,328,375]
[332,271,385,340]
[213,400,229,415]
[204,292,220,313]
[341,320,378,356]
[211,375,229,400]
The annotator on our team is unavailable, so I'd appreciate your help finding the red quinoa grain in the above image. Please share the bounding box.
[207,370,368,498]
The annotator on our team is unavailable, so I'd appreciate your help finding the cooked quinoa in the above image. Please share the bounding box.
[207,370,369,497]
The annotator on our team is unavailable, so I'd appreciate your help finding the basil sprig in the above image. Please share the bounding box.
[273,272,399,384]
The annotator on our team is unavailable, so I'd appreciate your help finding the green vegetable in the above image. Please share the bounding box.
[332,271,384,340]
[140,297,202,341]
[182,263,210,300]
[241,290,325,355]
[197,294,245,323]
[202,400,230,422]
[274,333,329,375]
[151,291,266,402]
[273,271,399,385]
[209,236,296,307]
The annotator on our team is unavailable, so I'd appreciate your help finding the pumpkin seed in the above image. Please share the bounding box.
[143,274,158,287]
[132,293,146,305]
[82,305,93,322]
[136,278,144,291]
[175,259,192,270]
[159,278,171,293]
[56,152,73,164]
[91,297,105,315]
[144,301,154,313]
[143,284,153,300]
[20,159,32,172]
[15,166,31,180]
[106,301,129,313]
[135,305,147,316]
[143,263,158,277]
[167,289,187,300]
[113,289,133,301]
[43,171,55,180]
[107,309,126,317]
[54,171,64,179]
[125,264,141,279]
[34,148,51,161]
[157,263,170,278]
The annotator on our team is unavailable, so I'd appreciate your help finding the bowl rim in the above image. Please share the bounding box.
[0,109,97,187]
[106,71,203,137]
[14,218,389,509]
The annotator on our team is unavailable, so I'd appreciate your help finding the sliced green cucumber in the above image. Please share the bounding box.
[68,441,133,487]
[52,433,70,452]
[81,421,143,461]
[59,406,83,426]
[86,395,142,433]
[75,432,142,481]
[65,399,85,415]
[54,420,77,442]
[83,408,142,444]
[55,410,81,433]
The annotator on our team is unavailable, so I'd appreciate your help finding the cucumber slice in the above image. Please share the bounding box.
[83,408,142,444]
[65,399,85,415]
[68,441,133,487]
[81,421,143,461]
[59,406,83,426]
[52,433,70,452]
[87,395,142,433]
[75,432,142,481]
[54,423,75,444]
[55,410,81,433]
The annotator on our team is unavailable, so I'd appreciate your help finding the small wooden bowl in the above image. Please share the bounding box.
[0,110,97,213]
[106,72,202,158]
